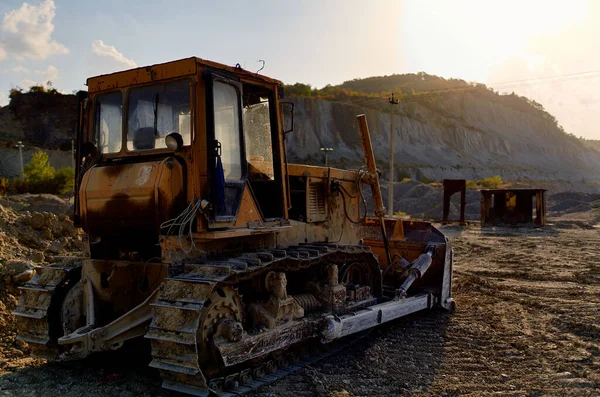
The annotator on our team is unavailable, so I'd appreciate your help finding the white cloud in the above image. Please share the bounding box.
[34,64,58,81]
[12,65,30,73]
[17,64,58,88]
[0,0,68,61]
[91,40,137,69]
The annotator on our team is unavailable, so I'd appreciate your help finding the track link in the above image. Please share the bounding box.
[12,265,76,359]
[146,243,379,396]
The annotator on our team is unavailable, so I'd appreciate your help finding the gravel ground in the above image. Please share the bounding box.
[1,222,600,396]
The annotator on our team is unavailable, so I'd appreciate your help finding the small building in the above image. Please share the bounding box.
[480,188,546,226]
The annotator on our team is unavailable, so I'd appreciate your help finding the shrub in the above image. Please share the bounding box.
[54,167,75,194]
[466,180,478,189]
[419,175,437,184]
[479,175,502,189]
[0,178,8,196]
[465,176,503,189]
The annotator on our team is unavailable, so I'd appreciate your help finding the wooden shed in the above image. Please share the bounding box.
[480,188,546,226]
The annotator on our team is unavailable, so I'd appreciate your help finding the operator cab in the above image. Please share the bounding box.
[75,58,290,251]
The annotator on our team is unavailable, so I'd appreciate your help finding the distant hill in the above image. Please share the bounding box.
[284,73,569,137]
[283,74,600,189]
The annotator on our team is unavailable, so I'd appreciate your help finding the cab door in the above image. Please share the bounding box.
[206,71,248,226]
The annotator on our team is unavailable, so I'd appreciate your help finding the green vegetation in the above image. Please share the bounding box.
[466,175,503,189]
[1,152,74,196]
[9,81,59,100]
[394,211,407,217]
[419,175,438,184]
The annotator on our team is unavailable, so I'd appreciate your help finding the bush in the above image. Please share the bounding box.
[479,175,502,189]
[466,180,478,189]
[0,178,8,196]
[53,167,75,194]
[419,175,437,184]
[465,176,503,189]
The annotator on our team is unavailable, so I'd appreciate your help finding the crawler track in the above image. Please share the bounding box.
[12,264,81,360]
[146,243,381,396]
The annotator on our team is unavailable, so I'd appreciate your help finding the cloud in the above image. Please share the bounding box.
[12,65,30,73]
[0,0,68,61]
[34,64,58,81]
[17,64,58,88]
[91,40,137,69]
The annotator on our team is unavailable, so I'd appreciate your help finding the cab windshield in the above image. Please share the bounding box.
[126,80,191,151]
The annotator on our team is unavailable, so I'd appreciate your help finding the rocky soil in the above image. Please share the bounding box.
[0,195,599,396]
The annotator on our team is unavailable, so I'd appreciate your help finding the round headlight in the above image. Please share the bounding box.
[165,133,183,151]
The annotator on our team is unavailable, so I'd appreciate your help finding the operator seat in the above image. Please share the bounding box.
[133,127,156,150]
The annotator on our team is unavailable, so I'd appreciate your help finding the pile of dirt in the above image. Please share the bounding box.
[0,194,81,375]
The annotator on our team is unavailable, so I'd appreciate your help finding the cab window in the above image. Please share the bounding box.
[95,91,122,154]
[244,94,274,181]
[213,81,242,180]
[127,80,191,151]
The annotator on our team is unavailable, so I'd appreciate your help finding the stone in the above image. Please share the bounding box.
[29,251,45,264]
[13,269,35,283]
[27,212,46,230]
[1,259,34,277]
[48,239,65,254]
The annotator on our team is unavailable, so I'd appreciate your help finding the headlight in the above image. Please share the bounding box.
[165,133,183,151]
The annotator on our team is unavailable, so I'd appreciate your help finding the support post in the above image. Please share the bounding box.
[388,93,399,217]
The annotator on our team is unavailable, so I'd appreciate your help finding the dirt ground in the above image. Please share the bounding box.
[1,218,599,396]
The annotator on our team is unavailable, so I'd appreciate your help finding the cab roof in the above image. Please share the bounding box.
[86,56,283,93]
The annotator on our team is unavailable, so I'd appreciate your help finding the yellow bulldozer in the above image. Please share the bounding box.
[13,57,454,396]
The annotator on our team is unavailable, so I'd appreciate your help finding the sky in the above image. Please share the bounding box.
[0,0,598,139]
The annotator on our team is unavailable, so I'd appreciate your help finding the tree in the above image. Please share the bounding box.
[24,151,55,184]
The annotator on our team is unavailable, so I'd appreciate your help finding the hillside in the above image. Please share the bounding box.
[0,89,77,149]
[284,74,600,186]
[1,74,599,190]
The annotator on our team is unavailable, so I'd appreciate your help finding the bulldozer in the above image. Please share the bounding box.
[13,57,454,396]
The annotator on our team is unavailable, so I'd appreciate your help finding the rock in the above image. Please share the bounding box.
[12,269,35,283]
[26,212,46,230]
[29,251,45,263]
[1,259,34,277]
[48,239,65,254]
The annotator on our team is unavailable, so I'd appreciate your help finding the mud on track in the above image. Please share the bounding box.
[1,224,599,396]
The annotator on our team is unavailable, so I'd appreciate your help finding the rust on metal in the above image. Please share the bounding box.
[480,188,547,226]
[442,179,466,224]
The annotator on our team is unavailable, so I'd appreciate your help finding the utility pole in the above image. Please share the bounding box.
[15,141,25,181]
[320,147,333,167]
[388,93,399,217]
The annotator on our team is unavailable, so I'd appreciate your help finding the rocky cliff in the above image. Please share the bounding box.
[286,94,600,185]
[0,92,76,149]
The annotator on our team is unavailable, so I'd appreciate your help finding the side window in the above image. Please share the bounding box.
[95,91,122,154]
[244,96,274,180]
[213,81,242,180]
